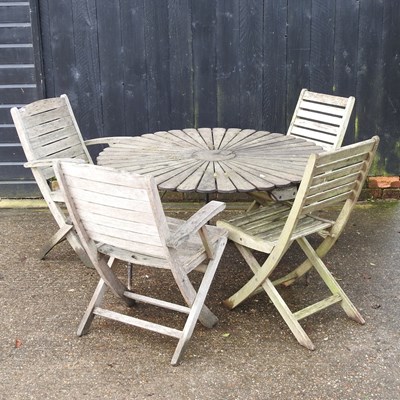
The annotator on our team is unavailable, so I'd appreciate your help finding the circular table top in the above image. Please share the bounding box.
[97,128,323,193]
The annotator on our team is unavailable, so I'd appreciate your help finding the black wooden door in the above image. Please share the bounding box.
[0,0,43,198]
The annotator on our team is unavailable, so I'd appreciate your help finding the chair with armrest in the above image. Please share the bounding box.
[11,95,134,267]
[54,161,227,365]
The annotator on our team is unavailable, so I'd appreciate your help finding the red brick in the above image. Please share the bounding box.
[382,189,400,200]
[368,176,400,188]
[360,188,383,200]
[390,180,400,188]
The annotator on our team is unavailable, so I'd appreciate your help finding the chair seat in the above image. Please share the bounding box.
[98,216,226,273]
[218,202,334,253]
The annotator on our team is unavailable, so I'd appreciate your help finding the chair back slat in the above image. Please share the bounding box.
[11,95,91,180]
[57,162,170,259]
[287,89,355,150]
[300,137,379,216]
[31,125,79,149]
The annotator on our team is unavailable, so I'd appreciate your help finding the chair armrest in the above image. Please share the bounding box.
[84,137,138,146]
[24,158,86,168]
[166,200,226,248]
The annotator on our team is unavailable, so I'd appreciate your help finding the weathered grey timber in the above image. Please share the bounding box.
[217,136,380,350]
[54,161,228,365]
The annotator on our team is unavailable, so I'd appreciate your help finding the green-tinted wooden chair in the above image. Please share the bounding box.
[251,89,355,205]
[217,136,379,350]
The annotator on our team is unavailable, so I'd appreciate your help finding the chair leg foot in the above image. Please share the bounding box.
[170,237,227,364]
[77,279,107,336]
[38,223,74,260]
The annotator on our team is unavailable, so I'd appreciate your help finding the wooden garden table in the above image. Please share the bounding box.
[96,128,323,194]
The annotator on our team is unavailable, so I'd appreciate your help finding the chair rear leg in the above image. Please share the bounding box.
[276,236,337,287]
[262,278,315,350]
[77,278,107,336]
[169,253,224,329]
[39,223,95,269]
[171,236,227,365]
[77,257,129,336]
[38,223,73,259]
[297,237,365,324]
[226,243,315,349]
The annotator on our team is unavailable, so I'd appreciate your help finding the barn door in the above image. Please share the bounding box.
[0,0,44,197]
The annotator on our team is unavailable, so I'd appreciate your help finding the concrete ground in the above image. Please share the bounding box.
[0,201,399,400]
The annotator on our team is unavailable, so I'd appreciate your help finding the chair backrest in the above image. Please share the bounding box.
[11,94,92,181]
[54,161,171,260]
[287,89,355,151]
[282,136,379,241]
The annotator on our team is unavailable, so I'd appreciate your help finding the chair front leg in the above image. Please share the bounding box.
[171,236,227,365]
[223,244,289,309]
[168,248,219,329]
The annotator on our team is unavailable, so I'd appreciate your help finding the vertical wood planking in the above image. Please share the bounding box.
[71,0,102,139]
[310,0,335,93]
[4,0,400,189]
[0,0,42,197]
[263,0,287,132]
[38,0,55,96]
[96,1,124,136]
[287,0,312,125]
[168,0,193,129]
[46,0,76,97]
[333,0,359,144]
[191,0,217,128]
[238,0,263,129]
[216,0,240,128]
[144,0,171,132]
[121,0,148,135]
[381,1,400,174]
[356,0,384,148]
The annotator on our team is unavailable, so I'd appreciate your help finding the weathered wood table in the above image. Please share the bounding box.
[96,128,323,195]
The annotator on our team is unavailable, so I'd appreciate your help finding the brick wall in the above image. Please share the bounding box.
[360,177,400,200]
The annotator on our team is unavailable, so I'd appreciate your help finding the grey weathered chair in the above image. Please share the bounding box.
[10,95,131,267]
[217,136,379,350]
[287,88,355,151]
[53,161,228,365]
[250,89,355,205]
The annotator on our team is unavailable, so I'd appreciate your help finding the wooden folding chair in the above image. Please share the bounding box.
[11,95,132,267]
[252,89,355,205]
[53,161,228,365]
[217,136,379,349]
[287,89,355,151]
